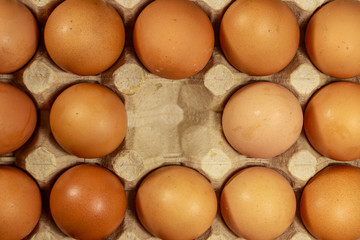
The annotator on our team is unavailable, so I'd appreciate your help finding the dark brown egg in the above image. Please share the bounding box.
[50,164,127,240]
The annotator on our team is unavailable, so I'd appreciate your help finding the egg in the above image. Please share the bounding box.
[300,165,360,240]
[44,0,125,76]
[222,82,303,158]
[50,164,127,240]
[305,0,360,79]
[220,167,296,240]
[0,82,37,155]
[133,0,214,80]
[0,0,38,73]
[0,166,42,240]
[304,81,360,161]
[136,166,217,240]
[220,0,299,76]
[50,83,127,158]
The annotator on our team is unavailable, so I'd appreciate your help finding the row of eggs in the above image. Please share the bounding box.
[1,0,360,78]
[1,80,360,161]
[2,162,360,240]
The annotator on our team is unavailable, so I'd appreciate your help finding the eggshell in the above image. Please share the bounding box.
[0,166,42,240]
[305,0,360,79]
[133,0,214,80]
[220,167,296,240]
[1,0,359,238]
[44,0,125,76]
[300,165,360,240]
[0,0,38,73]
[222,82,303,158]
[220,0,299,76]
[0,82,37,156]
[49,83,127,158]
[304,81,360,161]
[50,164,127,240]
[136,166,217,240]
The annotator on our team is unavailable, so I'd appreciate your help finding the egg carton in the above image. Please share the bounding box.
[1,0,360,239]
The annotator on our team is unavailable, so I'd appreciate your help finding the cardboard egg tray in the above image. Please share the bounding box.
[1,0,360,239]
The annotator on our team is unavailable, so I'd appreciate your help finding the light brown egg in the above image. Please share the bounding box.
[0,0,38,73]
[304,81,360,161]
[305,0,360,79]
[222,82,303,158]
[136,166,217,240]
[44,0,125,76]
[0,82,37,156]
[300,165,360,240]
[133,0,214,80]
[49,83,127,158]
[220,167,296,240]
[0,166,42,240]
[220,0,299,76]
[50,164,127,240]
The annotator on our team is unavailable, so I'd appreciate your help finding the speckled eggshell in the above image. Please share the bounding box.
[222,82,303,158]
[305,0,360,79]
[304,81,360,161]
[44,0,125,76]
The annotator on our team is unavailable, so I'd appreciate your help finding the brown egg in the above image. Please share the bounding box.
[44,0,125,76]
[0,0,38,73]
[50,164,127,240]
[136,166,217,240]
[0,82,37,155]
[0,166,42,240]
[305,0,360,79]
[220,0,299,76]
[222,82,303,158]
[50,83,127,158]
[304,81,360,161]
[220,167,296,240]
[133,0,214,80]
[300,165,360,240]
